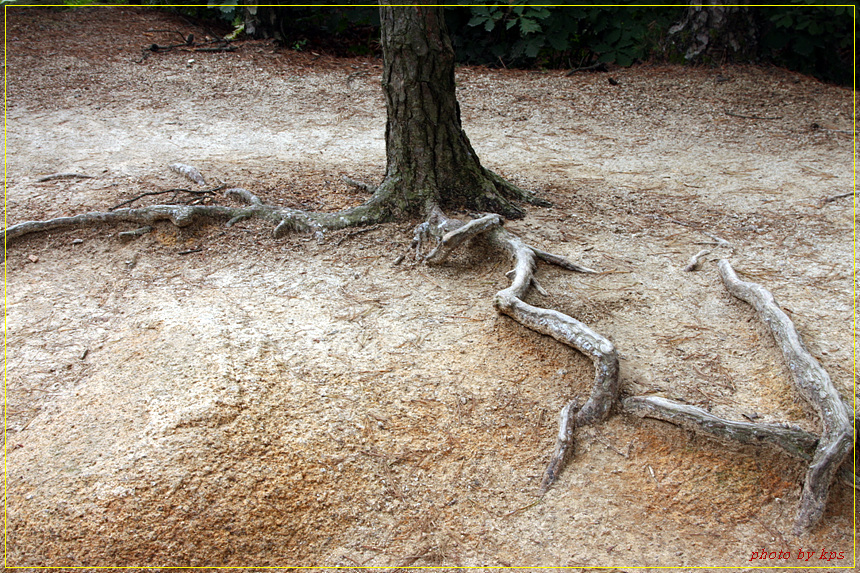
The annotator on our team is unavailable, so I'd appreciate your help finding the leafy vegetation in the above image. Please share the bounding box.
[447,3,683,69]
[759,3,854,85]
[2,2,853,85]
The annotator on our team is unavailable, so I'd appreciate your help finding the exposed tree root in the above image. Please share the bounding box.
[2,180,399,247]
[169,162,207,186]
[624,260,854,536]
[623,396,819,460]
[419,209,618,493]
[6,164,852,534]
[486,169,552,209]
[683,249,710,272]
[622,396,857,491]
[717,259,854,536]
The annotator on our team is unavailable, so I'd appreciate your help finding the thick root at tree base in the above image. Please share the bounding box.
[486,169,552,209]
[7,164,850,534]
[2,165,548,247]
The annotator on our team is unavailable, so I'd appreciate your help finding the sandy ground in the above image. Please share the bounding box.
[3,6,856,572]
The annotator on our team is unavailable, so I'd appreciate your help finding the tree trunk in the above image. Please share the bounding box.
[378,5,533,219]
[668,1,759,63]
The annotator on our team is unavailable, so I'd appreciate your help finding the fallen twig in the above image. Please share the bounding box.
[194,45,236,53]
[335,225,380,246]
[502,496,544,518]
[110,185,223,210]
[683,249,710,272]
[820,190,857,204]
[646,214,731,248]
[811,123,853,135]
[725,110,783,120]
[396,543,431,568]
[117,226,153,241]
[37,173,94,182]
[565,62,609,75]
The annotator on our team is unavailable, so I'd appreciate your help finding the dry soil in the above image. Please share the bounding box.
[3,6,857,572]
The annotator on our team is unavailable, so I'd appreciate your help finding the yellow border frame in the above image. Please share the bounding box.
[1,2,857,570]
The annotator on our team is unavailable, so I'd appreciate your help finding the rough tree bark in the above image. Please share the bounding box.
[375,5,544,220]
[667,1,760,63]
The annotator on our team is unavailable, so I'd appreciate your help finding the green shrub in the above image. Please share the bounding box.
[446,4,684,69]
[760,3,853,85]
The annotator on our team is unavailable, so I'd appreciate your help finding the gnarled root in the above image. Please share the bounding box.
[420,209,617,493]
[622,396,857,491]
[3,167,399,247]
[717,260,854,536]
[623,396,819,460]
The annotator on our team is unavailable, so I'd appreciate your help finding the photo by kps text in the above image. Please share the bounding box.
[749,548,847,562]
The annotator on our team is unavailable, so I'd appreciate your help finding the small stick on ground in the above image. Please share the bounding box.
[683,249,710,272]
[565,62,609,75]
[37,173,95,182]
[718,259,854,536]
[169,163,206,186]
[117,225,154,241]
[335,225,380,246]
[725,110,783,120]
[820,190,857,204]
[396,543,431,568]
[110,185,223,210]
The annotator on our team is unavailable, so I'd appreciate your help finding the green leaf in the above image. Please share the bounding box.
[616,53,634,67]
[519,17,542,36]
[546,29,569,51]
[467,16,488,28]
[605,28,622,44]
[524,37,543,58]
[530,7,551,20]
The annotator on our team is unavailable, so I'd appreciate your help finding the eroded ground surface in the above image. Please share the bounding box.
[4,7,856,572]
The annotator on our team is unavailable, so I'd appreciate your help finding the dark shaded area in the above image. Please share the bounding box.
[218,3,852,86]
[20,2,849,84]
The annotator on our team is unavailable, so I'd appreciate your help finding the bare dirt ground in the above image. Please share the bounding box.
[4,7,856,572]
